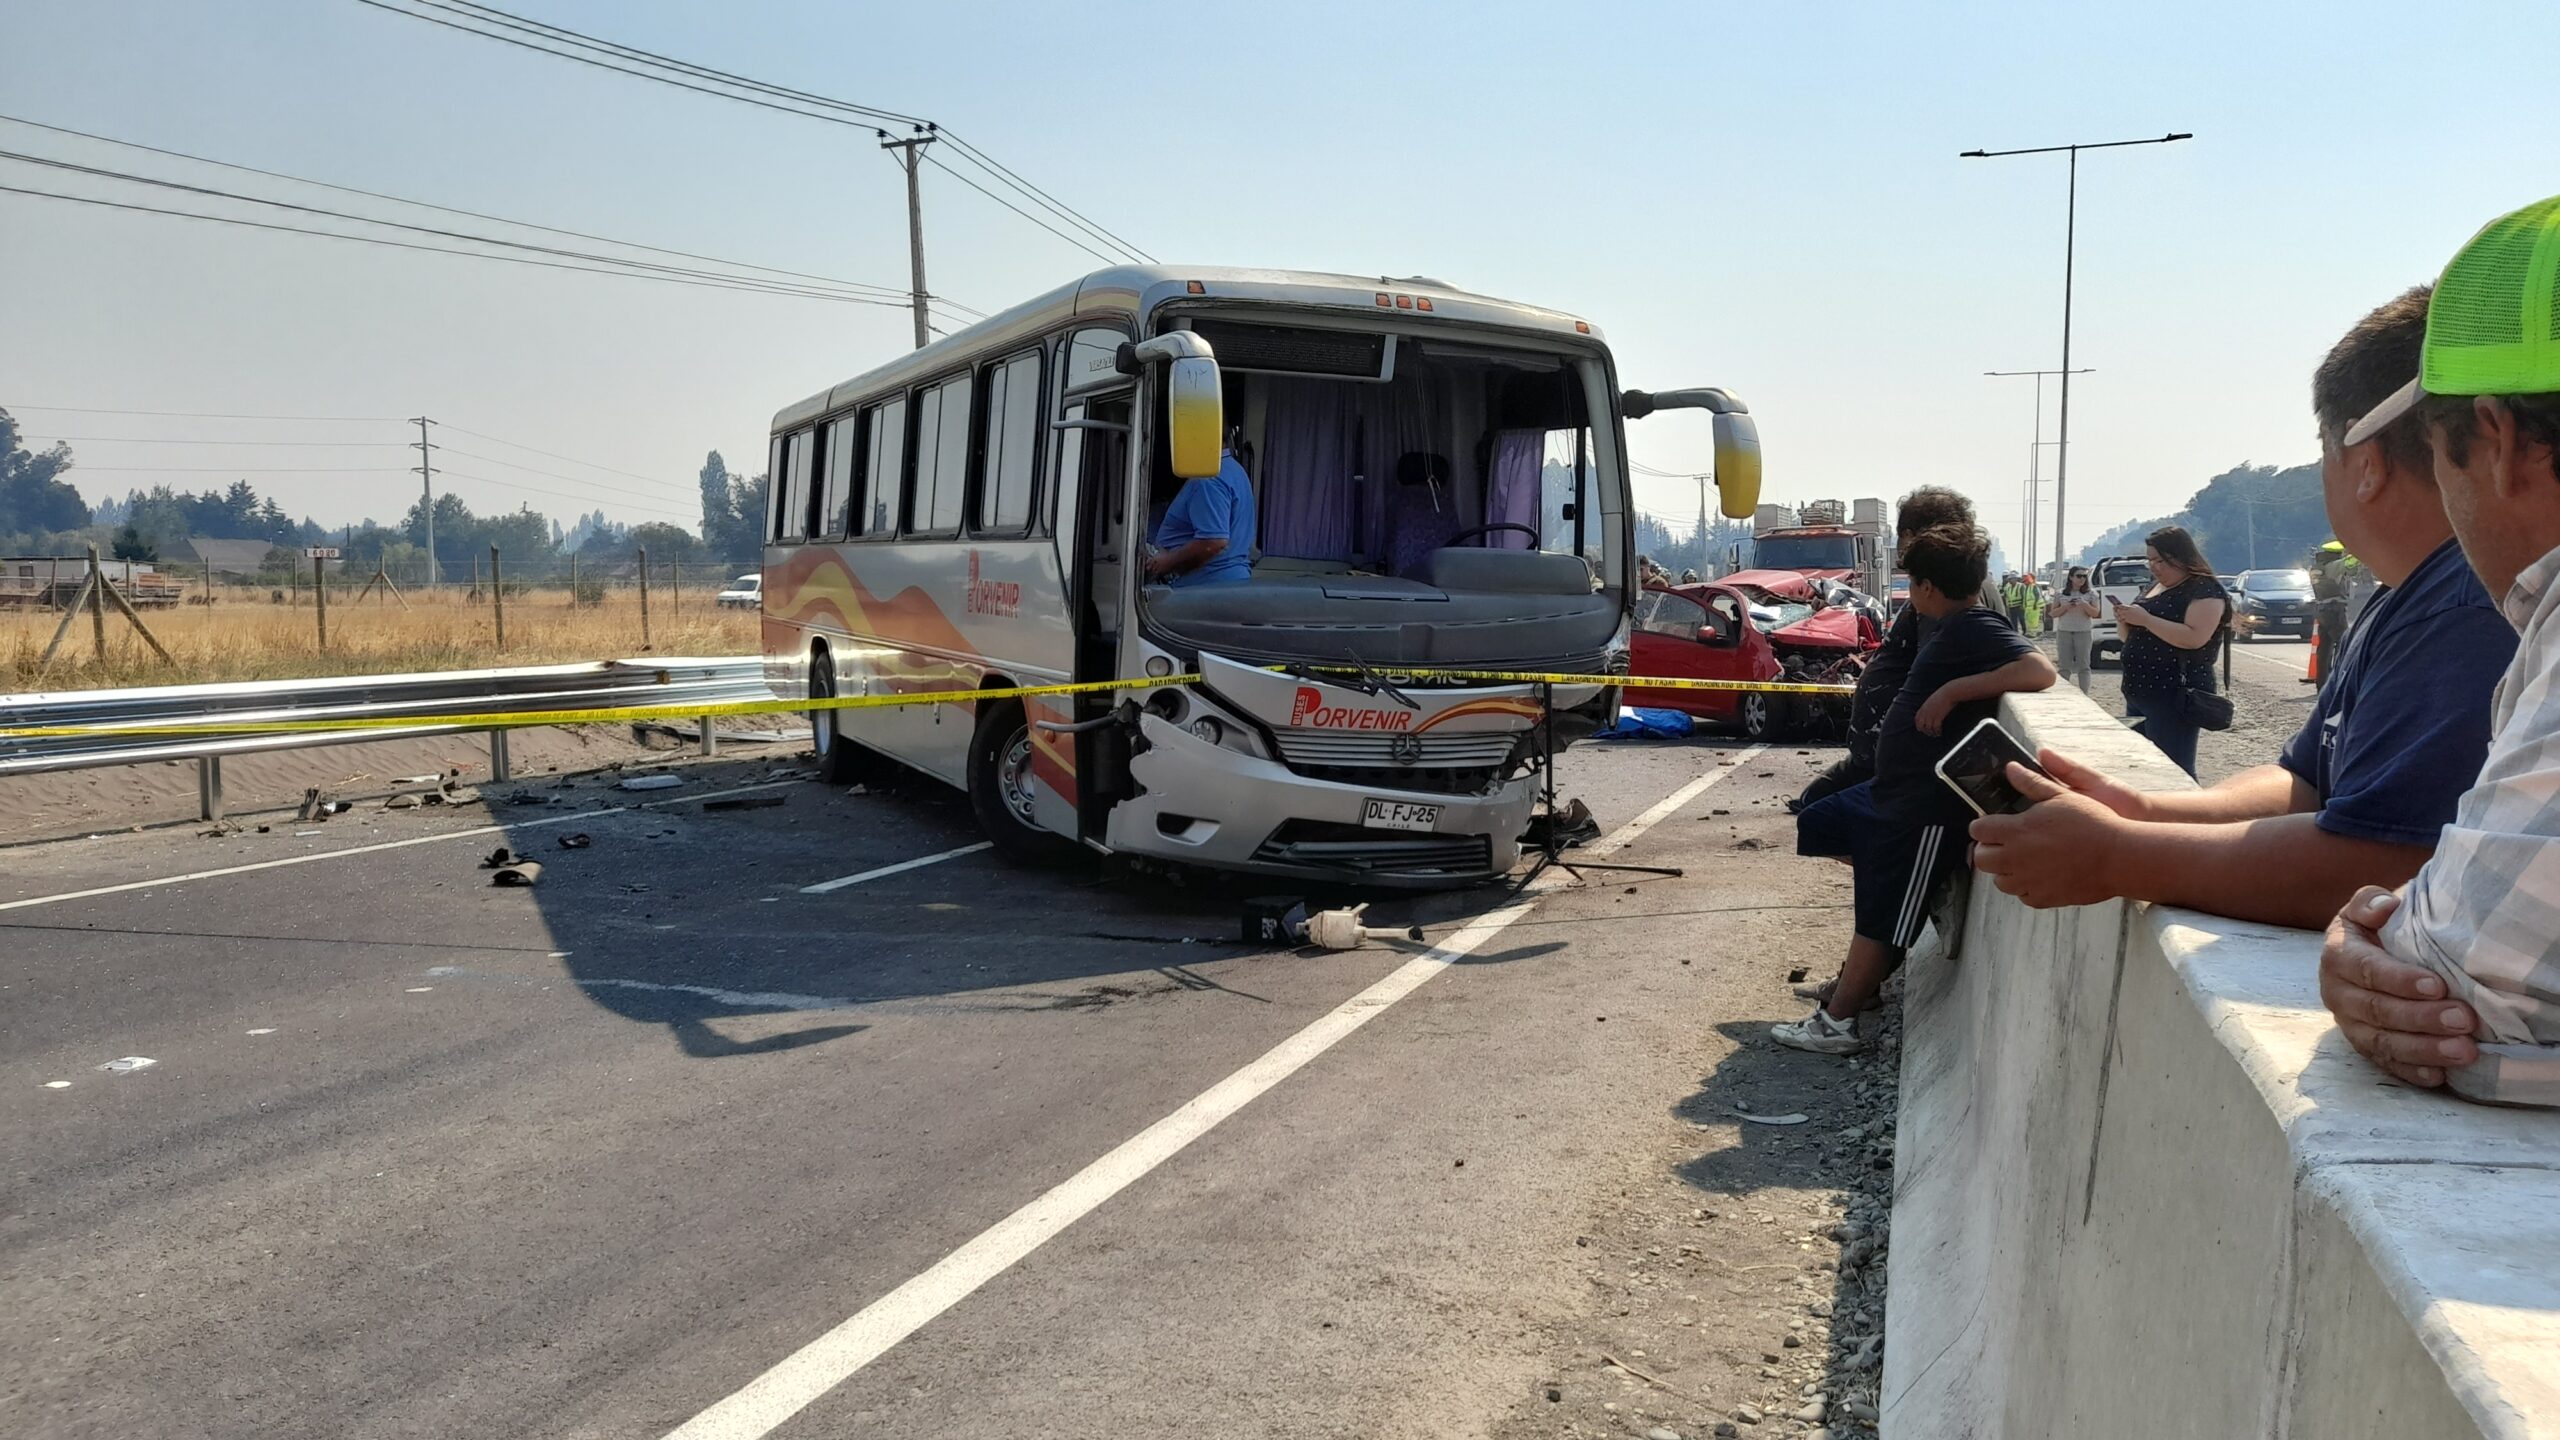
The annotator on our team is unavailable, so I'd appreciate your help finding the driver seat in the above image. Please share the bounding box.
[1384,451,1464,579]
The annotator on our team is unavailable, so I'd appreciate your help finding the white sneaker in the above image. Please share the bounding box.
[1770,1008,1861,1055]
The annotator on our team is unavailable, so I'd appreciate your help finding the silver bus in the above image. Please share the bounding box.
[763,266,1760,886]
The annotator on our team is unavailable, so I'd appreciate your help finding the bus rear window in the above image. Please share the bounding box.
[776,428,815,542]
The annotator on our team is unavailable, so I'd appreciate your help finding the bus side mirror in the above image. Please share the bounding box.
[1165,354,1224,479]
[1713,411,1762,519]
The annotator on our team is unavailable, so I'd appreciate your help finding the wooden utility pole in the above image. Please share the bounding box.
[491,545,506,649]
[637,546,652,649]
[879,128,937,350]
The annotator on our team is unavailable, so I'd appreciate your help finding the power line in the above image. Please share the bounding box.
[5,403,404,421]
[432,467,699,522]
[0,149,934,308]
[356,0,1147,266]
[427,0,1149,261]
[919,153,1123,267]
[0,180,944,308]
[0,114,955,309]
[64,465,416,473]
[437,446,698,502]
[12,435,407,446]
[433,423,709,490]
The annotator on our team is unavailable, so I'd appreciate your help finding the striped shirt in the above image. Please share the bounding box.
[2383,543,2560,1106]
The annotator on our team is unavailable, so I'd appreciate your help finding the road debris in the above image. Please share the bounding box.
[618,774,683,791]
[489,861,543,887]
[97,1056,157,1074]
[556,833,592,849]
[1734,1106,1809,1126]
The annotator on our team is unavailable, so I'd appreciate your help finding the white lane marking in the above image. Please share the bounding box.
[661,753,1757,1440]
[0,780,799,916]
[799,841,992,894]
[2231,643,2314,678]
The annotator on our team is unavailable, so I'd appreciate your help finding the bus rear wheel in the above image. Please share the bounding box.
[809,650,865,786]
[968,700,1068,864]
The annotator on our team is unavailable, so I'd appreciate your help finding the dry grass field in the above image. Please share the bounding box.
[1,588,758,691]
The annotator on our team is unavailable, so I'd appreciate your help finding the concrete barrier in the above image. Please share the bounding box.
[1885,684,2560,1439]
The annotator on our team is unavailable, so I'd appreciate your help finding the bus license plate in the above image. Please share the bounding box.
[1363,798,1441,832]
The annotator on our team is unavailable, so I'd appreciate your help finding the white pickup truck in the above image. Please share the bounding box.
[2087,555,2153,668]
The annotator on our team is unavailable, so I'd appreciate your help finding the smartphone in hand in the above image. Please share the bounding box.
[1934,716,2051,817]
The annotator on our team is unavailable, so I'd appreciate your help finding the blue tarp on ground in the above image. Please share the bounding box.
[1593,707,1696,740]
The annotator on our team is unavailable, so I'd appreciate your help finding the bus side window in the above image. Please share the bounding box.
[861,395,904,537]
[778,428,815,543]
[973,349,1041,536]
[819,414,858,540]
[906,375,972,536]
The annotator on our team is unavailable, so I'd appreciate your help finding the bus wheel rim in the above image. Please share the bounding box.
[998,729,1037,824]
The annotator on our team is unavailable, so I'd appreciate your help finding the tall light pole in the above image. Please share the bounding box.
[1963,132,2190,567]
[1985,368,2092,569]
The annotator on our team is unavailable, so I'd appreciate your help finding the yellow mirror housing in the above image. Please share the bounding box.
[1165,355,1224,479]
[1712,411,1762,519]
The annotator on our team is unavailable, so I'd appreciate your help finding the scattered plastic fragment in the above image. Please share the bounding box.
[557,833,592,850]
[97,1056,157,1074]
[44,1080,71,1089]
[489,861,543,887]
[246,1028,276,1036]
[1734,1106,1809,1126]
[618,774,684,791]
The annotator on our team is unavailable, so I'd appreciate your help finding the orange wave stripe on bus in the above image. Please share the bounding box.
[1410,696,1548,733]
[765,547,1078,800]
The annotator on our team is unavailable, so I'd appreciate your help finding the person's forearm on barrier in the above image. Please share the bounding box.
[2127,762,2308,824]
[1911,653,2058,734]
[1971,769,2432,929]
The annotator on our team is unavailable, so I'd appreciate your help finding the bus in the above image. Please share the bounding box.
[762,266,1761,887]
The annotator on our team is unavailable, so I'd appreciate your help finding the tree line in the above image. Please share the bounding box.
[0,408,771,575]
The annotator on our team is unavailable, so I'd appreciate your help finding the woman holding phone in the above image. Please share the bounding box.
[2051,567,2102,692]
[2114,526,2229,776]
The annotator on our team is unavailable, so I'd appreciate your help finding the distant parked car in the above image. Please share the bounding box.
[716,573,762,609]
[2232,568,2316,640]
[2088,555,2154,667]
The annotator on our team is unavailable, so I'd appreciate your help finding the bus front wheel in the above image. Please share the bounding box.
[968,700,1068,864]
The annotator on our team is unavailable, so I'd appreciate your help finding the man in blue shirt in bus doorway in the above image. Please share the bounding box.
[1145,438,1256,588]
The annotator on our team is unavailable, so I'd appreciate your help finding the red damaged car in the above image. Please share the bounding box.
[1624,577,1879,739]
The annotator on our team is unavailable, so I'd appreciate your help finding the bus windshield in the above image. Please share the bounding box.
[1754,534,1860,571]
[1137,319,1625,670]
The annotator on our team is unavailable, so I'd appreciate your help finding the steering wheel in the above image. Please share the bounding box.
[1438,522,1540,548]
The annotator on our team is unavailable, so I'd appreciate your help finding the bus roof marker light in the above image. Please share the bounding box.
[1185,280,1206,295]
[1375,293,1393,307]
[1574,321,1591,334]
[1394,295,1414,310]
[1415,297,1434,312]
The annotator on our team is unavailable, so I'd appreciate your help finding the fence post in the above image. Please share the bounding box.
[671,558,680,619]
[87,545,107,660]
[315,553,329,649]
[490,545,505,649]
[489,729,512,783]
[638,546,652,649]
[569,551,579,606]
[48,555,59,611]
[204,555,214,605]
[289,553,300,605]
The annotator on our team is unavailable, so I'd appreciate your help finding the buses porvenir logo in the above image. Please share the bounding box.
[965,550,1021,618]
[1289,686,1414,732]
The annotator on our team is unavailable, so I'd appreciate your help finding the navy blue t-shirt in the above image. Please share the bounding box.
[2277,538,2514,846]
[1872,604,2041,825]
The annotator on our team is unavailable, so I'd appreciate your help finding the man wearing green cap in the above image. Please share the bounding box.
[2322,194,2560,1107]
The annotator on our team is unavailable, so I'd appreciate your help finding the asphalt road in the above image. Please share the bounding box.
[2,736,1837,1440]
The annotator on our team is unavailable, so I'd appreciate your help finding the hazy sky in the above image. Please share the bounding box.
[4,0,2553,562]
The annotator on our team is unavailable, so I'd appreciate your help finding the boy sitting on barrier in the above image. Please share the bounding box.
[1774,522,2057,1055]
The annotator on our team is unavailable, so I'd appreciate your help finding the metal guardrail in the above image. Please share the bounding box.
[0,657,773,820]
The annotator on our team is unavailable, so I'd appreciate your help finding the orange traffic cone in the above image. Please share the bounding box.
[2301,642,2322,686]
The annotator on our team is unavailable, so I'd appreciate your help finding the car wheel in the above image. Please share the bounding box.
[1740,690,1777,741]
[968,700,1070,864]
[809,649,867,786]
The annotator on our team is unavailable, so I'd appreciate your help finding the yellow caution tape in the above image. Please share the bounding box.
[0,666,1851,739]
